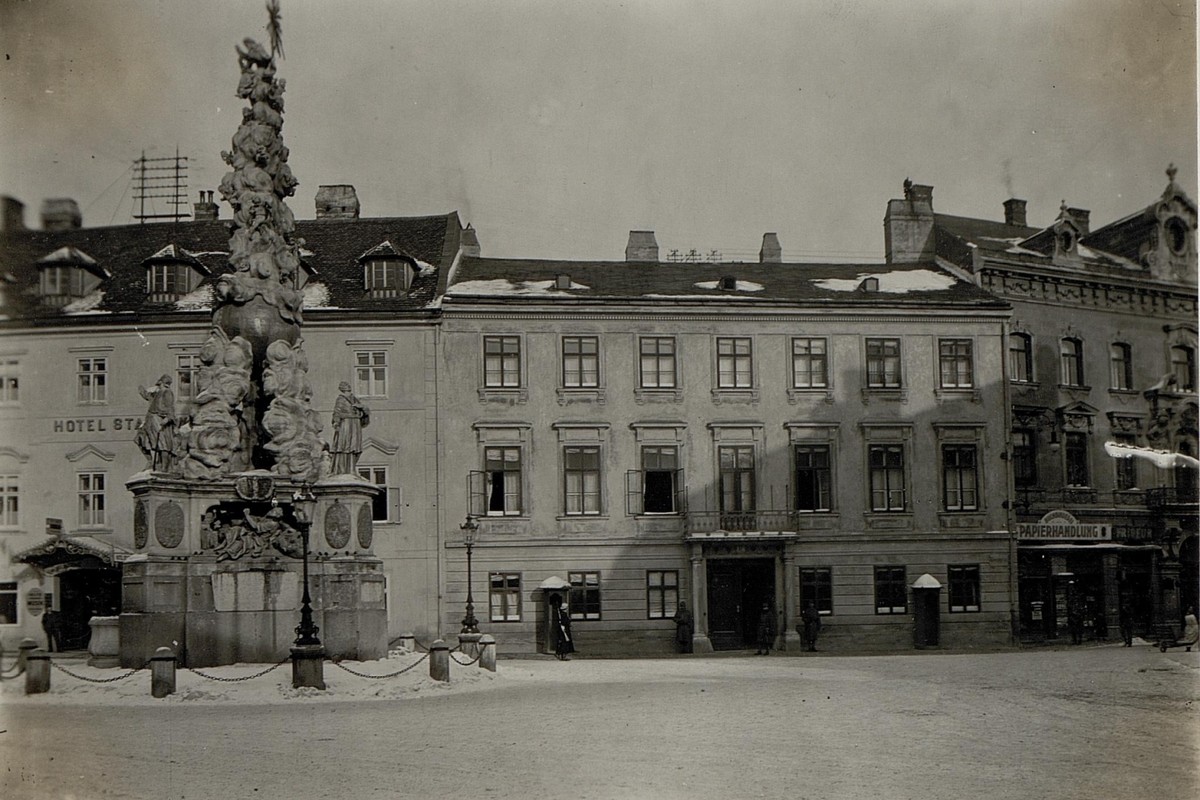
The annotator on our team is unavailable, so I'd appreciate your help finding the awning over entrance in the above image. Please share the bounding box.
[14,536,133,572]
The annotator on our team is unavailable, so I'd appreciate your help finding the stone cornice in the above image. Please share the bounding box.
[978,264,1196,317]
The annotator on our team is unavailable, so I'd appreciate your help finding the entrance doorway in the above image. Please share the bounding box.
[56,568,121,651]
[706,558,774,650]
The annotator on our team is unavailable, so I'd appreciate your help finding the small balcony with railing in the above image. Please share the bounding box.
[685,509,801,535]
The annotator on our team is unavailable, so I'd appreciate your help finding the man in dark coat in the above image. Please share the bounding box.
[800,601,822,652]
[755,603,776,655]
[673,601,694,654]
[554,601,575,661]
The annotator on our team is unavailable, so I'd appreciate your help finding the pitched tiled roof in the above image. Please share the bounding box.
[446,257,1008,309]
[932,212,1146,274]
[0,213,463,325]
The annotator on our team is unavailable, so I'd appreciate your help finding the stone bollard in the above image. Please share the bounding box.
[398,633,416,652]
[25,649,50,695]
[291,644,327,690]
[17,637,38,675]
[479,634,496,673]
[429,639,450,682]
[150,647,176,698]
[458,632,482,660]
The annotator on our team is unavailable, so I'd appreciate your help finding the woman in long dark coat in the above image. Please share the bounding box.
[555,601,575,660]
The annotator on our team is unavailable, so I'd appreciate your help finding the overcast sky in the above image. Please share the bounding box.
[1,0,1195,262]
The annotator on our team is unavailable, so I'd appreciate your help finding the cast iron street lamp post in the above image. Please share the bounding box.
[460,516,479,634]
[293,485,320,646]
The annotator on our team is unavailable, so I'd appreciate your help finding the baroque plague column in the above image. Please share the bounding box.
[120,9,385,668]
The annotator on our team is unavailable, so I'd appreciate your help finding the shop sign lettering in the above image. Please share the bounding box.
[52,417,142,434]
[1015,509,1111,540]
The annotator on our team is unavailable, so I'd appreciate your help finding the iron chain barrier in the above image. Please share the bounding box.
[49,659,151,684]
[329,651,430,679]
[184,656,291,682]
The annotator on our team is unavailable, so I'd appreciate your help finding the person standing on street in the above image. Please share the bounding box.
[1067,583,1084,645]
[673,601,694,654]
[1181,606,1198,652]
[1119,596,1134,647]
[555,600,575,661]
[755,602,776,655]
[800,601,822,652]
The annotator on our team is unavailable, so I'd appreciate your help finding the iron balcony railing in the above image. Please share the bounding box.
[685,509,801,534]
[1014,486,1198,510]
[1146,486,1199,509]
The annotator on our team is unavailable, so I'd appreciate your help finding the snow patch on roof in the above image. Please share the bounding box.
[641,294,759,300]
[415,259,436,277]
[62,290,108,314]
[449,279,591,296]
[175,285,214,311]
[301,282,336,309]
[811,269,957,293]
[39,245,98,266]
[979,236,1048,257]
[694,280,765,292]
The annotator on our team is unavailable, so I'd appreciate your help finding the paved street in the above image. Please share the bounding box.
[2,643,1197,800]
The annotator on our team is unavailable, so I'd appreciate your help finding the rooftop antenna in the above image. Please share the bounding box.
[131,146,190,223]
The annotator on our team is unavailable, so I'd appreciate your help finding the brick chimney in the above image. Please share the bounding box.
[314,185,360,220]
[1066,207,1090,235]
[193,190,219,221]
[1003,198,1027,227]
[460,224,481,257]
[1,196,25,232]
[626,230,658,262]
[884,179,934,263]
[759,232,782,263]
[40,198,82,231]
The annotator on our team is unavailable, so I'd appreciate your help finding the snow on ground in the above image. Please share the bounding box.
[811,268,958,293]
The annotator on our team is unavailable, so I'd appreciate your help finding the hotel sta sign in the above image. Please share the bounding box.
[1015,509,1112,541]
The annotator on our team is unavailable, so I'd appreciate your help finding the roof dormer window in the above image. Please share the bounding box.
[358,240,417,297]
[1165,217,1189,256]
[37,246,104,307]
[143,245,207,302]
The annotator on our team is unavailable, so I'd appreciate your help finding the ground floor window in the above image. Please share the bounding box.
[646,570,679,619]
[356,466,392,522]
[568,571,602,620]
[948,564,981,612]
[874,566,907,614]
[489,572,521,622]
[0,581,17,624]
[799,567,833,614]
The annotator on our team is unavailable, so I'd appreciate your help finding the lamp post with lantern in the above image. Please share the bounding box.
[290,484,325,689]
[460,516,480,634]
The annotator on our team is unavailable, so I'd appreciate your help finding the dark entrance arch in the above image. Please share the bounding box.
[1179,534,1199,619]
[14,536,125,651]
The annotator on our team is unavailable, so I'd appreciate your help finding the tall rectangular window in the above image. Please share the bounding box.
[716,337,753,388]
[794,445,831,512]
[0,475,18,527]
[719,446,756,512]
[77,472,106,527]
[354,350,388,397]
[938,339,974,388]
[484,336,521,388]
[1171,345,1197,391]
[791,338,828,389]
[639,337,677,389]
[1060,339,1084,387]
[1009,333,1033,383]
[562,336,599,388]
[568,571,601,620]
[948,565,981,612]
[646,570,679,619]
[356,466,391,522]
[564,446,601,515]
[874,566,908,614]
[1113,434,1138,491]
[0,582,17,625]
[77,357,107,404]
[0,358,19,404]
[799,567,833,615]
[869,445,906,511]
[488,573,521,622]
[484,447,522,516]
[176,353,201,401]
[1110,343,1132,390]
[365,260,404,291]
[642,446,679,514]
[149,264,189,295]
[1012,429,1037,487]
[866,338,902,388]
[1065,431,1090,487]
[942,445,979,511]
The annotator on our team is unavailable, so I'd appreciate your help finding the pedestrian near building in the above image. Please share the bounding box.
[1119,596,1134,647]
[1181,606,1199,652]
[1066,583,1084,645]
[41,608,61,652]
[673,601,694,654]
[755,603,776,655]
[799,601,822,652]
[554,601,575,661]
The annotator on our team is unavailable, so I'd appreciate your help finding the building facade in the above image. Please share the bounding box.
[884,171,1199,643]
[437,237,1014,655]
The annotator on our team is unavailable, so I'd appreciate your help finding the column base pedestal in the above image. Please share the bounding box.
[291,644,326,689]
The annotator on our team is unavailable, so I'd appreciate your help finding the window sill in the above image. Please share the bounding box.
[557,515,609,522]
[786,388,834,404]
[1057,384,1092,393]
[478,388,528,404]
[935,387,981,404]
[937,513,986,530]
[1009,380,1040,389]
[711,388,759,405]
[634,388,683,405]
[556,388,606,406]
[861,388,908,404]
[862,513,913,531]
